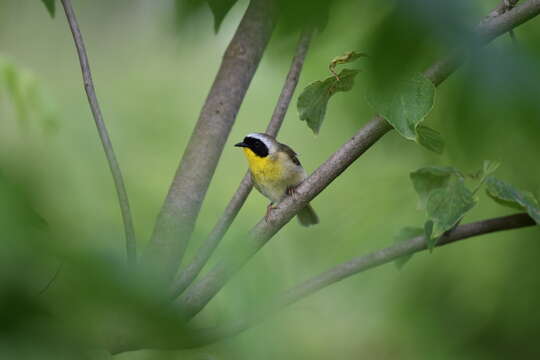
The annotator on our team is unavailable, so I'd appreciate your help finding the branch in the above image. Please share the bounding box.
[175,0,540,318]
[193,214,537,348]
[111,213,536,353]
[144,0,277,284]
[425,0,532,85]
[487,0,520,19]
[169,29,314,298]
[60,0,137,265]
[273,214,535,310]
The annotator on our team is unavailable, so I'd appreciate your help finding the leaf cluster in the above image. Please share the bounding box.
[395,162,539,268]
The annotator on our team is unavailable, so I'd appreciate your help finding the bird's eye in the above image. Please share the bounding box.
[244,137,268,157]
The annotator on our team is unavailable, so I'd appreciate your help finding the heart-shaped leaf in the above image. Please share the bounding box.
[366,73,436,140]
[425,178,476,237]
[410,166,458,209]
[297,69,359,134]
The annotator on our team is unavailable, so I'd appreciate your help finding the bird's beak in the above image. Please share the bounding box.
[235,142,247,148]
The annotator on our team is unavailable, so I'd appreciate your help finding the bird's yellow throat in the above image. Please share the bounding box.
[242,148,283,182]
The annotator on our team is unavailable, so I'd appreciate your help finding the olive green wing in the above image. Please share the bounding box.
[278,143,301,166]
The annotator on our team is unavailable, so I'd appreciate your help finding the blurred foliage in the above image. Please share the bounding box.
[1,0,540,359]
[174,0,347,34]
[40,0,55,18]
[0,170,201,359]
[0,56,58,133]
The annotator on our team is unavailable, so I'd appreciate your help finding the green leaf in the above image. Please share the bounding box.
[0,56,59,132]
[425,178,476,237]
[486,176,540,224]
[410,166,458,209]
[208,0,238,33]
[41,0,56,18]
[393,227,424,269]
[297,68,359,134]
[3,62,29,124]
[416,125,445,154]
[366,73,435,140]
[329,51,367,78]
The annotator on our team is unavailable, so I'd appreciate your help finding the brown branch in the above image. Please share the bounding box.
[110,213,536,353]
[175,0,540,319]
[487,0,520,19]
[60,0,137,266]
[192,214,537,349]
[425,0,529,85]
[274,214,535,309]
[169,29,314,299]
[143,0,277,285]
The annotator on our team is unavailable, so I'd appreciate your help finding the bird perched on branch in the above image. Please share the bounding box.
[235,133,319,226]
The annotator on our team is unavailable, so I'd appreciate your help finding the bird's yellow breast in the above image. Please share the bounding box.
[242,148,283,183]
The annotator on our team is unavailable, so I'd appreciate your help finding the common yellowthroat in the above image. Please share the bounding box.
[235,133,319,226]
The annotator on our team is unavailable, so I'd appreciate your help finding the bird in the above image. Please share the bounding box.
[235,133,319,226]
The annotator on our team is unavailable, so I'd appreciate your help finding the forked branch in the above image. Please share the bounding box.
[170,29,314,298]
[176,0,540,319]
[144,0,277,285]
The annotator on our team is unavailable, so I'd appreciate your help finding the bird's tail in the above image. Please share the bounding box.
[297,203,319,227]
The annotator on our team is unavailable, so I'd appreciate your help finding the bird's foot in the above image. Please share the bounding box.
[286,185,299,201]
[265,203,276,223]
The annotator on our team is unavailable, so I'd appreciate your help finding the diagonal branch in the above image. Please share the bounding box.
[193,213,537,349]
[60,0,137,265]
[110,213,536,353]
[176,0,540,318]
[273,214,535,311]
[169,29,314,298]
[144,0,277,284]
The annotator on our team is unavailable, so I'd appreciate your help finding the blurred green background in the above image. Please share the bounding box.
[1,0,539,359]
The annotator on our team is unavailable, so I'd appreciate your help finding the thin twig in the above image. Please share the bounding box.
[169,29,314,299]
[110,213,536,353]
[60,0,137,266]
[193,213,537,349]
[144,0,277,285]
[175,0,540,319]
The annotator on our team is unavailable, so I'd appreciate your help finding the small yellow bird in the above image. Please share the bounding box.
[235,133,319,226]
